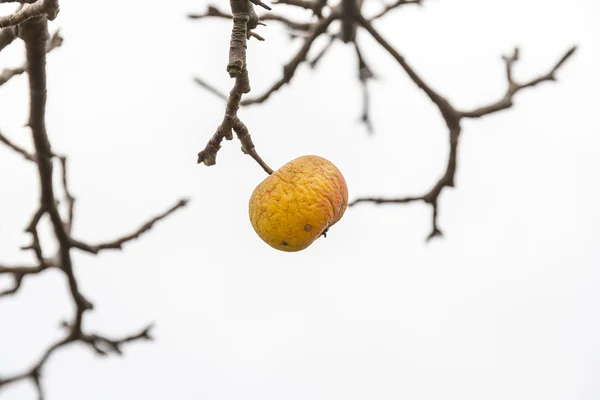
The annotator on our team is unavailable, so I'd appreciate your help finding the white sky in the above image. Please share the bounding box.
[1,0,599,399]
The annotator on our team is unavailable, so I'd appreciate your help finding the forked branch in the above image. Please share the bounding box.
[196,0,274,174]
[191,0,576,240]
[0,5,189,399]
[351,14,575,239]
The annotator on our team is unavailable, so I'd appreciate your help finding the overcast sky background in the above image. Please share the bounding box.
[1,0,599,399]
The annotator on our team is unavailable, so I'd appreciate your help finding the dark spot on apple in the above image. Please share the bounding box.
[304,224,312,232]
[281,241,288,246]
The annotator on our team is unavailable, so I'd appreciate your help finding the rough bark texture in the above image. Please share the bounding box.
[197,0,274,174]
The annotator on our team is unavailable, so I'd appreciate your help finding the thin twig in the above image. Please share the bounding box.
[354,40,375,133]
[71,199,189,254]
[0,8,189,398]
[308,33,335,68]
[351,13,575,239]
[240,11,337,105]
[0,30,63,87]
[0,129,36,161]
[189,6,312,32]
[193,76,228,101]
[58,156,75,233]
[459,46,577,118]
[196,1,275,173]
[192,0,576,241]
[369,0,422,21]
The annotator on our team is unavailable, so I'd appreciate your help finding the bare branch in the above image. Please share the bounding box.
[354,41,375,133]
[197,65,273,171]
[197,67,250,165]
[0,262,52,298]
[272,0,329,17]
[426,200,442,241]
[232,116,275,174]
[195,1,276,173]
[58,155,75,233]
[273,0,316,10]
[369,0,422,21]
[340,0,362,43]
[356,14,457,123]
[227,1,253,78]
[250,31,265,41]
[459,46,577,118]
[187,5,231,20]
[0,0,59,28]
[350,120,461,240]
[349,195,424,206]
[2,3,192,398]
[261,13,313,31]
[0,29,63,87]
[21,207,48,268]
[313,0,328,17]
[0,337,72,400]
[193,76,228,100]
[250,0,272,11]
[189,5,314,35]
[348,13,461,238]
[0,129,36,161]
[0,275,24,297]
[71,199,189,254]
[0,321,152,399]
[240,11,337,105]
[308,33,335,68]
[0,65,25,86]
[0,263,50,275]
[19,11,92,326]
[0,26,17,51]
[80,324,154,356]
[192,0,576,241]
